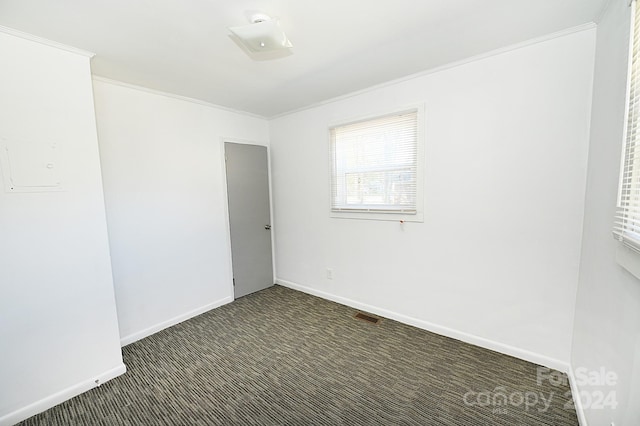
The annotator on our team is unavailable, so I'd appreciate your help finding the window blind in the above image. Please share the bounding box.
[330,110,418,213]
[615,0,640,250]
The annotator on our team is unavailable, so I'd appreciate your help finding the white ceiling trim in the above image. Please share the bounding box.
[270,22,598,120]
[92,75,267,120]
[0,24,94,57]
[594,0,615,23]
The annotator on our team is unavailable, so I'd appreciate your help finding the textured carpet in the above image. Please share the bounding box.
[20,285,578,425]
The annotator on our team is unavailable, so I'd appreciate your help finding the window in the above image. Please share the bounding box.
[330,108,423,220]
[615,1,640,250]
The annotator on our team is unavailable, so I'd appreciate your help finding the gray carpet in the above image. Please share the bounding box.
[20,285,578,425]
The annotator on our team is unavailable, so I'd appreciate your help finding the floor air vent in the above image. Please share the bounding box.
[354,312,381,324]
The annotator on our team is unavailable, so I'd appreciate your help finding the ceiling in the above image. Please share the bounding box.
[0,0,608,118]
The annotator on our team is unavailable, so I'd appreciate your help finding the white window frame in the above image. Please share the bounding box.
[615,0,640,278]
[328,104,425,222]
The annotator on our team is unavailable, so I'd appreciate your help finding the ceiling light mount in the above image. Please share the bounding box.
[228,12,293,54]
[250,13,271,24]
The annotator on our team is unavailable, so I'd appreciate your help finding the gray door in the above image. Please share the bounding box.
[225,142,274,298]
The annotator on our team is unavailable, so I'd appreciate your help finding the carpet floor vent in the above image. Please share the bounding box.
[354,312,381,324]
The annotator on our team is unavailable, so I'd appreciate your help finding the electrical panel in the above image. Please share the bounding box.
[0,137,63,192]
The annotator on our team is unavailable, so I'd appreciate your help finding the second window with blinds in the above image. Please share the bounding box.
[329,107,424,221]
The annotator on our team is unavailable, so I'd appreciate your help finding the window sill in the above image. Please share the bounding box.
[616,243,640,280]
[330,211,424,222]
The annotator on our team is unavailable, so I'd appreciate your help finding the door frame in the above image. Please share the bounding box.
[219,137,276,299]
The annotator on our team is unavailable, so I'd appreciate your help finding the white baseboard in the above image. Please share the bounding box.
[276,278,570,373]
[1,297,234,425]
[567,367,588,426]
[119,296,233,346]
[0,363,126,426]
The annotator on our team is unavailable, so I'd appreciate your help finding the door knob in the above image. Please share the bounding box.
[264,224,271,230]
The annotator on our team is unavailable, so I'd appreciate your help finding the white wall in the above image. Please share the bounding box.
[0,32,124,425]
[270,28,596,368]
[572,0,640,424]
[92,80,269,345]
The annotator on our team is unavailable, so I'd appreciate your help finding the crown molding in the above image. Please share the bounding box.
[0,25,94,57]
[270,22,598,120]
[91,76,267,120]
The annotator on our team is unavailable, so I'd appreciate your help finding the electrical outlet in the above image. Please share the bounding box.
[326,268,334,280]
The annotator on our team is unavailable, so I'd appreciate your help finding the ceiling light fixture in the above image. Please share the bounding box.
[228,13,293,53]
